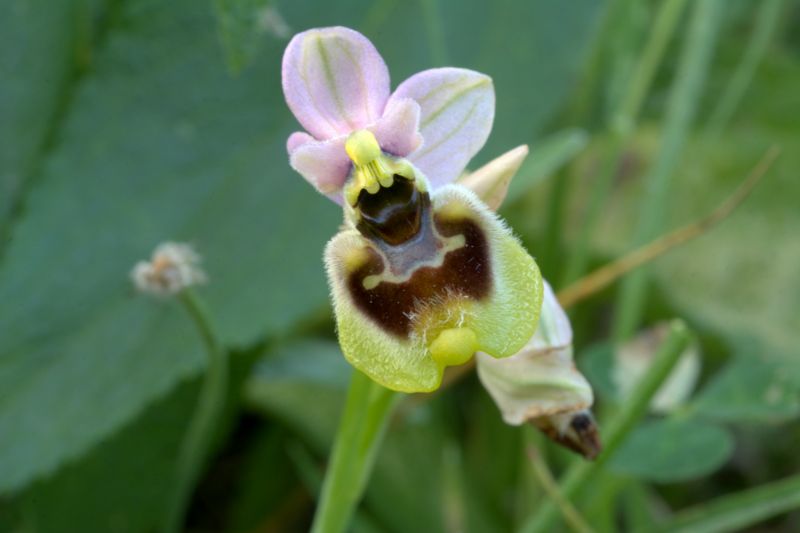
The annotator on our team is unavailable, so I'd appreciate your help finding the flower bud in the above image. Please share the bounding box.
[613,322,701,413]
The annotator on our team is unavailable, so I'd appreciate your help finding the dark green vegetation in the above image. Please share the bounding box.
[1,0,799,531]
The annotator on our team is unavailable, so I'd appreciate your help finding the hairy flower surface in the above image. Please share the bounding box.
[282,27,542,392]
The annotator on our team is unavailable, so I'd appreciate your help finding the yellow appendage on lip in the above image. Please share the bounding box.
[430,327,479,367]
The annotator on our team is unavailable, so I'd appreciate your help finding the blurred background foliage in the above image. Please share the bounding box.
[1,0,799,531]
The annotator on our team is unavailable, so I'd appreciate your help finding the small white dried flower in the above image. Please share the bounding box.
[613,322,701,413]
[131,242,207,295]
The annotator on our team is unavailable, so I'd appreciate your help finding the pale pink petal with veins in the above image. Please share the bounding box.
[390,68,495,188]
[282,27,391,140]
[289,136,351,201]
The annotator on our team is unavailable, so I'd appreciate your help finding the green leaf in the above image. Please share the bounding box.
[578,341,618,401]
[0,0,604,494]
[0,0,339,494]
[608,418,734,483]
[245,340,350,453]
[690,354,800,424]
[225,426,300,533]
[0,0,83,227]
[618,482,662,532]
[17,380,196,533]
[15,346,260,533]
[657,471,800,533]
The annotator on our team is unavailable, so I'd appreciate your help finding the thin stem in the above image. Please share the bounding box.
[613,0,689,134]
[612,0,724,342]
[562,0,628,125]
[311,370,399,533]
[706,0,784,136]
[162,289,228,533]
[541,171,569,278]
[557,147,779,309]
[519,320,692,533]
[652,472,800,533]
[526,445,595,533]
[564,0,688,284]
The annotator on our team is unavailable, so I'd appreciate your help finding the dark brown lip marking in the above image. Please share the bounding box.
[347,194,493,339]
[356,176,423,246]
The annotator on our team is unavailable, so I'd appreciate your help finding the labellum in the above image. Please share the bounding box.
[326,130,542,392]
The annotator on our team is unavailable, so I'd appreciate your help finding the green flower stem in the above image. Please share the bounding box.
[540,171,569,276]
[706,0,784,136]
[520,320,692,533]
[563,0,688,285]
[162,289,228,533]
[525,438,594,533]
[311,370,399,533]
[612,0,723,342]
[650,472,800,533]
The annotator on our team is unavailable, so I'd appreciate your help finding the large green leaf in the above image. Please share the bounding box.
[690,354,800,424]
[0,0,604,494]
[608,418,734,483]
[0,0,84,228]
[0,0,338,494]
[17,379,198,533]
[15,346,261,533]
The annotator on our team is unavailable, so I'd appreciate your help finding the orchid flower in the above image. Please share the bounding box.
[282,27,543,392]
